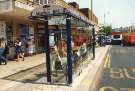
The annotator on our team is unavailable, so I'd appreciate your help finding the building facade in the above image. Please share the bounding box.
[79,8,98,25]
[0,0,99,56]
[0,0,49,54]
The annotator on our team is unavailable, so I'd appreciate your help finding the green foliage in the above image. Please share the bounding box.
[103,26,112,35]
[72,31,79,38]
[85,29,92,38]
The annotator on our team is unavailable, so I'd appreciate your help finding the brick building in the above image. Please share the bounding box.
[0,0,99,57]
[79,8,98,25]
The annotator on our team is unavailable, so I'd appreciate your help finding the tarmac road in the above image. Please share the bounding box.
[96,45,135,91]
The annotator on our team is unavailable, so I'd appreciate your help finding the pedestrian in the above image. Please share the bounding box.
[2,42,9,62]
[27,39,34,56]
[32,39,36,55]
[0,38,8,65]
[73,49,80,73]
[58,38,67,57]
[15,38,24,62]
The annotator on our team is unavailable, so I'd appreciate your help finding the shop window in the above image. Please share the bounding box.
[6,24,13,42]
[44,0,48,4]
[34,0,39,4]
[39,0,48,5]
[20,24,29,43]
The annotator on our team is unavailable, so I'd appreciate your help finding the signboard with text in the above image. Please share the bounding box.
[31,3,90,24]
[31,4,65,17]
[0,21,6,39]
[0,0,13,13]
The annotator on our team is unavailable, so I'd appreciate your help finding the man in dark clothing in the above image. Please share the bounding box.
[0,38,8,65]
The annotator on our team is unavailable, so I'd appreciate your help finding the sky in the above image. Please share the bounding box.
[65,0,135,28]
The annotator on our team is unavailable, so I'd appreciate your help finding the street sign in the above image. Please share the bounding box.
[49,17,66,25]
[31,4,65,17]
[0,0,13,13]
[31,3,91,25]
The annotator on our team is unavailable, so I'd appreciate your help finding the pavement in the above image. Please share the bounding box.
[0,45,110,91]
[96,45,135,91]
[0,54,45,78]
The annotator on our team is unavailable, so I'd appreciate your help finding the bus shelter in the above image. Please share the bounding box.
[30,3,95,85]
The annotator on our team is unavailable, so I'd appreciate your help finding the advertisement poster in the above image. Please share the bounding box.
[29,25,34,39]
[49,33,55,47]
[0,21,6,39]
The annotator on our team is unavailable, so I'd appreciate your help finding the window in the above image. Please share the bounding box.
[39,0,48,5]
[113,35,120,39]
[44,0,48,4]
[34,0,39,4]
[39,0,43,5]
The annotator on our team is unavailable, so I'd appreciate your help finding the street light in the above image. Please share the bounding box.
[104,12,110,26]
[91,0,95,59]
[104,12,110,38]
[91,0,93,21]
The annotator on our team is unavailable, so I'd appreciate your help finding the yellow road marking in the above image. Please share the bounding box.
[123,68,135,80]
[99,86,117,91]
[132,68,135,73]
[128,88,135,91]
[100,87,135,91]
[104,54,109,68]
[110,68,124,79]
[104,54,111,68]
[120,88,135,91]
[107,54,111,68]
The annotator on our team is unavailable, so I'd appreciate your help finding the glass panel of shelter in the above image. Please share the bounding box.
[42,16,93,84]
[47,16,93,84]
[30,13,93,85]
[71,19,93,77]
[49,26,68,84]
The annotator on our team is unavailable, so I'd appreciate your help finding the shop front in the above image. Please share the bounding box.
[0,18,37,58]
[36,22,46,53]
[0,21,15,59]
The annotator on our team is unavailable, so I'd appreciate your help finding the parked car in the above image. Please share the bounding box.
[105,36,111,45]
[111,32,123,45]
[98,35,106,47]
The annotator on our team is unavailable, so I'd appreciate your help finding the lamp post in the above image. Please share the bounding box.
[104,14,106,26]
[91,0,95,59]
[104,12,110,42]
[104,12,110,26]
[91,0,93,21]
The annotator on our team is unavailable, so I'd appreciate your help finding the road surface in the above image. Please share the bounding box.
[96,45,135,91]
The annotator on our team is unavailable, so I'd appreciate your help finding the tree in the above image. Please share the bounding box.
[103,26,112,36]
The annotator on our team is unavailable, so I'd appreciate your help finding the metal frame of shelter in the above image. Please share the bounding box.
[30,3,95,84]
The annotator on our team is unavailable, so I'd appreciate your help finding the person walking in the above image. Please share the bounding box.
[2,42,9,63]
[0,38,8,65]
[27,39,34,56]
[15,38,24,62]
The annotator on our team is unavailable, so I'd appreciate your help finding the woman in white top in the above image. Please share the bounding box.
[27,39,34,56]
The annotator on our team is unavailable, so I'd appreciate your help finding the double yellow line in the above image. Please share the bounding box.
[104,54,111,68]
